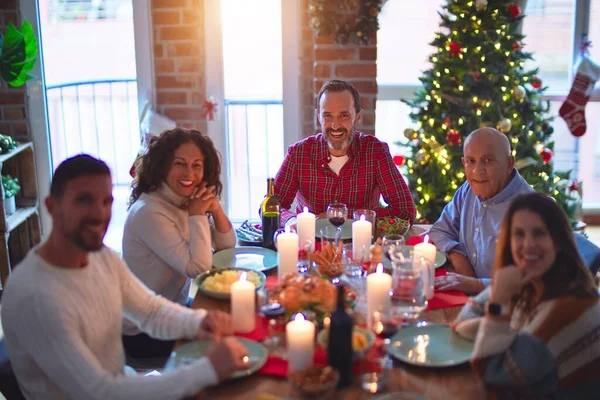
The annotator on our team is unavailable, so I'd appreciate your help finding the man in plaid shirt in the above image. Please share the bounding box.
[274,80,416,227]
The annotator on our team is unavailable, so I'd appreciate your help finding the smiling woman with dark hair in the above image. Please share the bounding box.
[469,192,599,398]
[122,128,235,360]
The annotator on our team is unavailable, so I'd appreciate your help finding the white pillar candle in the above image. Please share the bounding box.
[231,272,256,333]
[367,264,392,329]
[414,235,436,299]
[286,313,315,373]
[352,215,372,263]
[277,225,299,280]
[414,235,437,266]
[297,207,316,252]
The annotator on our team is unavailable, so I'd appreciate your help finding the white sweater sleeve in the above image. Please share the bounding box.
[137,206,213,277]
[12,290,218,400]
[117,255,206,340]
[211,218,236,251]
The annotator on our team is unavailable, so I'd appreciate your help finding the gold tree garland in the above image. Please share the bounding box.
[308,0,384,45]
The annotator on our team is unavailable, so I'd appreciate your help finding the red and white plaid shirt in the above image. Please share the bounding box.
[274,131,416,225]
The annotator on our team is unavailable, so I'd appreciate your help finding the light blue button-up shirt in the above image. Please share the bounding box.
[429,170,533,284]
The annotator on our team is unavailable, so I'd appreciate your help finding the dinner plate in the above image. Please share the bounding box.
[165,338,268,379]
[195,267,267,300]
[387,324,474,367]
[212,246,278,272]
[383,245,447,269]
[316,218,354,241]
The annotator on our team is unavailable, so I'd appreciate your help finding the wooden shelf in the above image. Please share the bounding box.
[5,206,38,233]
[0,141,41,291]
[0,142,33,164]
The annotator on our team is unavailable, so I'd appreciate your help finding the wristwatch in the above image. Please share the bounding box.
[486,302,510,316]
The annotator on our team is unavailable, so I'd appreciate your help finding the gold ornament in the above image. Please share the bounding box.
[514,85,526,101]
[475,0,488,10]
[356,31,364,37]
[416,150,431,165]
[497,118,512,133]
[404,128,418,140]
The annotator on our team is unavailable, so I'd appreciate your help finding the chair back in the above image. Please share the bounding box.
[0,340,26,400]
[574,232,600,276]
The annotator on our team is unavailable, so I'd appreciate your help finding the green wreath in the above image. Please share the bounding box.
[308,0,383,46]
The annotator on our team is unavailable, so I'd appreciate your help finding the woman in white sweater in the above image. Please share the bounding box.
[122,128,236,359]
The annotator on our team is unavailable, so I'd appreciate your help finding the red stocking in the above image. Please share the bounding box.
[559,56,600,137]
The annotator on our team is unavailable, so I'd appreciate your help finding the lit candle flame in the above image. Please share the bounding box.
[360,214,366,221]
[376,263,384,274]
[239,271,247,282]
[303,206,309,213]
[424,234,430,244]
[293,313,305,322]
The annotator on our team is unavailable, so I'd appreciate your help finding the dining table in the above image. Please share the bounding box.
[182,224,494,400]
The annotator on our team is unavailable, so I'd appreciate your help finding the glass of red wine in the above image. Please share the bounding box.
[327,202,348,236]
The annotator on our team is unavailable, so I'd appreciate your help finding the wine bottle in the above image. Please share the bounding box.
[327,284,353,388]
[261,178,280,249]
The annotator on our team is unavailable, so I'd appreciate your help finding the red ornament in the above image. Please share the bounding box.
[507,3,521,18]
[393,155,405,166]
[540,148,553,164]
[469,70,481,80]
[443,116,452,126]
[201,99,218,121]
[449,41,463,56]
[388,218,396,224]
[569,181,580,192]
[512,42,523,51]
[531,75,542,89]
[446,129,462,146]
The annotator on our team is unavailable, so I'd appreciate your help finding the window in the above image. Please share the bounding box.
[205,0,301,220]
[376,0,600,209]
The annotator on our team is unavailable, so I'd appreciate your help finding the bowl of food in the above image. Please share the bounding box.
[308,242,345,279]
[289,366,339,400]
[317,326,375,360]
[195,267,266,300]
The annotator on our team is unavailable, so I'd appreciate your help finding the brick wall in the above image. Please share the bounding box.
[0,0,30,141]
[151,0,207,134]
[301,2,378,136]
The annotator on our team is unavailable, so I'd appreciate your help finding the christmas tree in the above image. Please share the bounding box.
[399,0,581,223]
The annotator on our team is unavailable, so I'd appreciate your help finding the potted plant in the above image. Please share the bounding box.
[2,175,21,216]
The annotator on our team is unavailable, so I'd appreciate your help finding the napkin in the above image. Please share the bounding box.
[257,346,382,377]
[234,315,269,342]
[426,269,468,310]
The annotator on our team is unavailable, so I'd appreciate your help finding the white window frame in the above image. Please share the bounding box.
[20,0,155,235]
[204,0,302,218]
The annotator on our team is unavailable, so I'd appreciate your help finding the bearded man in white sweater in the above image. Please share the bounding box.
[0,155,248,400]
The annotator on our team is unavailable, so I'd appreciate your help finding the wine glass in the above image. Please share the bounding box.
[381,234,405,261]
[256,287,285,354]
[389,248,427,325]
[361,305,395,394]
[327,202,348,234]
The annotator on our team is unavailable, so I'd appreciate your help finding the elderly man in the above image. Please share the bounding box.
[274,79,416,227]
[429,128,533,294]
[1,155,248,400]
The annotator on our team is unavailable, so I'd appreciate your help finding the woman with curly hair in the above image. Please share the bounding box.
[464,192,599,398]
[121,128,235,359]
